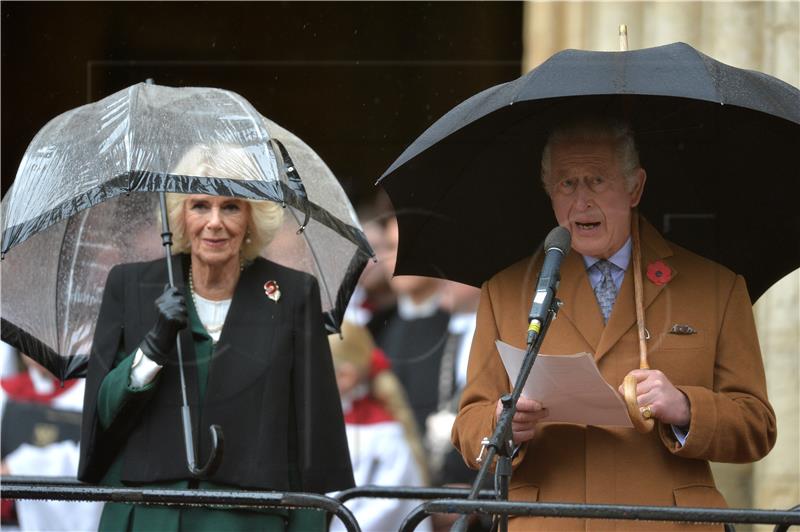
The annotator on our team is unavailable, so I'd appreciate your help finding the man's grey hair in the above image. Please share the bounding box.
[540,117,641,195]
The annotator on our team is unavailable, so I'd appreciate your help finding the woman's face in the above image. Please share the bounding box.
[183,194,251,268]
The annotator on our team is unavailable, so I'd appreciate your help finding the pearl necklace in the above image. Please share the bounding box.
[188,265,226,335]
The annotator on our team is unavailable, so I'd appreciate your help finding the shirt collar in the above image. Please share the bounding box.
[397,292,442,320]
[582,237,632,272]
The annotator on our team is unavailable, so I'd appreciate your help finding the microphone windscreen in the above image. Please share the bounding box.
[544,226,571,254]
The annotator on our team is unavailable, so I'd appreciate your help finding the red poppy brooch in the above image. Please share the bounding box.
[646,260,672,286]
[264,280,281,302]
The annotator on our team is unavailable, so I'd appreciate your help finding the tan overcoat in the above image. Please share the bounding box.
[451,218,776,531]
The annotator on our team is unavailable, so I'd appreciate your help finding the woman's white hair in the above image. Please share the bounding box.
[164,143,284,261]
[540,117,641,195]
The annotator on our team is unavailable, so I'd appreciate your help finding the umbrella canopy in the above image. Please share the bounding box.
[1,82,372,381]
[378,42,800,302]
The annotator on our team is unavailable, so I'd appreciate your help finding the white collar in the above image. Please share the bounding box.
[397,292,442,320]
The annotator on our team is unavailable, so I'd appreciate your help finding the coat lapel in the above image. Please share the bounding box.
[204,260,279,405]
[557,249,604,353]
[594,216,677,362]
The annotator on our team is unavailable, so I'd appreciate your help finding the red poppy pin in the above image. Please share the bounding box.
[264,280,281,302]
[646,260,672,286]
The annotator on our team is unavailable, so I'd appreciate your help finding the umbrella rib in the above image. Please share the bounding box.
[283,204,336,315]
[686,46,722,105]
[226,90,270,146]
[58,210,92,354]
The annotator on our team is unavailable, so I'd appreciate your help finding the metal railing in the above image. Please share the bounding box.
[335,485,494,504]
[399,499,800,532]
[1,476,360,532]
[3,477,798,532]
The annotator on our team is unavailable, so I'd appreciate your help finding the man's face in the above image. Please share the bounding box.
[547,138,645,258]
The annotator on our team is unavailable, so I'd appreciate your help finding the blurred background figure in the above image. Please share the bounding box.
[426,281,482,487]
[0,348,102,531]
[344,205,396,326]
[426,283,493,532]
[329,321,431,532]
[367,216,451,445]
[362,213,491,530]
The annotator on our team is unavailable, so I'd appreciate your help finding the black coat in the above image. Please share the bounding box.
[78,254,354,493]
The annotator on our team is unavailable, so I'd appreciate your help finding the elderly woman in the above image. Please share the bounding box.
[77,145,354,531]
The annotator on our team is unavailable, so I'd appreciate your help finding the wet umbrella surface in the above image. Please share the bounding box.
[379,42,800,300]
[1,82,373,382]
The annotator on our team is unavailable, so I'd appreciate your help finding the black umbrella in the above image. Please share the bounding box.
[378,42,800,302]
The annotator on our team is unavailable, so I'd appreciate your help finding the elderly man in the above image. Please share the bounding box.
[451,118,776,531]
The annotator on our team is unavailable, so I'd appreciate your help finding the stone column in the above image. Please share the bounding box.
[752,272,800,512]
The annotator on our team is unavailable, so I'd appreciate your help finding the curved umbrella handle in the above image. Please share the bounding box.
[625,212,655,433]
[623,374,655,433]
[181,406,225,477]
[196,424,224,477]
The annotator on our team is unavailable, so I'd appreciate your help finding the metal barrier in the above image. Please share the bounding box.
[3,477,798,532]
[1,477,361,532]
[335,486,495,503]
[399,499,800,532]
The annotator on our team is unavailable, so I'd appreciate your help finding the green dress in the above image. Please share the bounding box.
[95,297,324,532]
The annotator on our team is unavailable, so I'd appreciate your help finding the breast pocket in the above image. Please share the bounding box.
[673,484,727,508]
[648,330,714,386]
[650,330,706,351]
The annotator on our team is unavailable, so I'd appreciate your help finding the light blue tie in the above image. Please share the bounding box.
[594,260,618,324]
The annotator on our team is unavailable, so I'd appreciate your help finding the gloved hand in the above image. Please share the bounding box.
[139,286,188,366]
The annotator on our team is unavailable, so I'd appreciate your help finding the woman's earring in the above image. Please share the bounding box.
[245,230,252,245]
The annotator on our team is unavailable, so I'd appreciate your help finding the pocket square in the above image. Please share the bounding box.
[669,324,697,335]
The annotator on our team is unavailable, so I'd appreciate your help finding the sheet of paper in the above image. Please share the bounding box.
[496,340,633,427]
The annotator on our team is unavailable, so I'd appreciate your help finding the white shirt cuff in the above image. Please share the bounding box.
[129,348,163,389]
[671,424,689,446]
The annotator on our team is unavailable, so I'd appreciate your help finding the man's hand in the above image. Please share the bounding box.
[619,369,691,427]
[496,396,549,445]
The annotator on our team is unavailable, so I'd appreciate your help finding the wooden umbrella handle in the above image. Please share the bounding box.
[631,214,650,372]
[624,214,655,433]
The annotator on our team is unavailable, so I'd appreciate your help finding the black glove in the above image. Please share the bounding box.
[139,286,188,366]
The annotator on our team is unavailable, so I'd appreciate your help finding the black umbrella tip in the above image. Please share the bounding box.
[545,226,571,254]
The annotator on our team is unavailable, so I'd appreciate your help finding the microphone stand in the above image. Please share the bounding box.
[450,296,561,532]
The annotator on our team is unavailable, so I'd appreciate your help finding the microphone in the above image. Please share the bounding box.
[527,226,571,346]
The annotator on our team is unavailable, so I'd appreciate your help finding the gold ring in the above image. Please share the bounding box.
[641,405,653,419]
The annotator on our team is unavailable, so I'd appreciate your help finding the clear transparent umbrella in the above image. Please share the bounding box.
[1,82,372,381]
[1,82,373,476]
